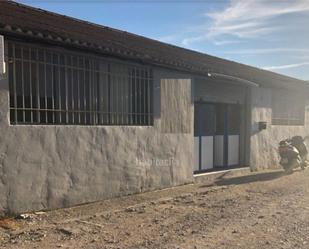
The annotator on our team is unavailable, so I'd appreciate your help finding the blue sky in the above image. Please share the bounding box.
[17,0,309,80]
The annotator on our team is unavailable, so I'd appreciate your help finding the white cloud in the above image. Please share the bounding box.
[207,0,309,39]
[224,48,309,55]
[157,34,180,43]
[182,0,309,46]
[209,0,309,23]
[263,62,309,70]
[213,40,240,46]
[293,54,309,60]
[182,34,207,46]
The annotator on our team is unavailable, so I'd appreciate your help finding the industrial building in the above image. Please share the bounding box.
[0,1,308,215]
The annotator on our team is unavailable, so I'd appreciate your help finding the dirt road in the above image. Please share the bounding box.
[1,169,309,249]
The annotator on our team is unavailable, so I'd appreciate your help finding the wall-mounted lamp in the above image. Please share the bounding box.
[258,121,267,131]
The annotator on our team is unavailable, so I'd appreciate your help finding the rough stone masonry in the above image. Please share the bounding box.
[0,38,194,216]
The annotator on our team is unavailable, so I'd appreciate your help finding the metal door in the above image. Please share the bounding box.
[194,103,215,172]
[194,102,241,172]
[214,104,241,167]
[227,104,241,166]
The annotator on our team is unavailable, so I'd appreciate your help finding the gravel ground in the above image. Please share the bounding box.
[1,168,309,249]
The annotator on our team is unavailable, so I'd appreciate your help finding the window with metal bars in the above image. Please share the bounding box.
[272,89,305,126]
[8,41,154,126]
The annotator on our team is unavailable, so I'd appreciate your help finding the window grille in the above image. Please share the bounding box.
[8,41,153,126]
[272,89,305,126]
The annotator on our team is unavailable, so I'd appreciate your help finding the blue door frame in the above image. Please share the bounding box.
[194,103,215,172]
[194,102,240,172]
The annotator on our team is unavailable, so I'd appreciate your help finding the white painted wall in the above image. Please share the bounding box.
[250,87,309,170]
[0,38,194,216]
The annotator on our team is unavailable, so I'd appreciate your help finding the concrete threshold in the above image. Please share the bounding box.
[194,167,251,184]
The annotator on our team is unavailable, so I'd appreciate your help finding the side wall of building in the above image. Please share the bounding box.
[250,86,309,170]
[0,38,194,215]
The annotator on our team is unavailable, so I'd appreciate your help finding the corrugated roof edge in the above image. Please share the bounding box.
[1,0,309,89]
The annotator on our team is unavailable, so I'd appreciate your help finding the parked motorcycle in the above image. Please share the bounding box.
[278,136,308,173]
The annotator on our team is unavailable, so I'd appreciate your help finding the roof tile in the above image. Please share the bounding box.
[0,0,308,88]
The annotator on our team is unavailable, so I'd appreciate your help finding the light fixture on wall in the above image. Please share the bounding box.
[258,121,267,131]
[206,71,259,88]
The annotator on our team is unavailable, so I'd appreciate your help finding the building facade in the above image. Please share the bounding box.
[0,1,308,215]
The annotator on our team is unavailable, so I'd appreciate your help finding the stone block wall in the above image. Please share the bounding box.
[0,38,194,215]
[250,87,309,170]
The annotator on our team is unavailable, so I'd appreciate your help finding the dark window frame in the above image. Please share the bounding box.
[271,89,305,126]
[8,41,154,126]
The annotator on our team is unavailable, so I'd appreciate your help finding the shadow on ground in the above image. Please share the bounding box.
[201,170,288,188]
